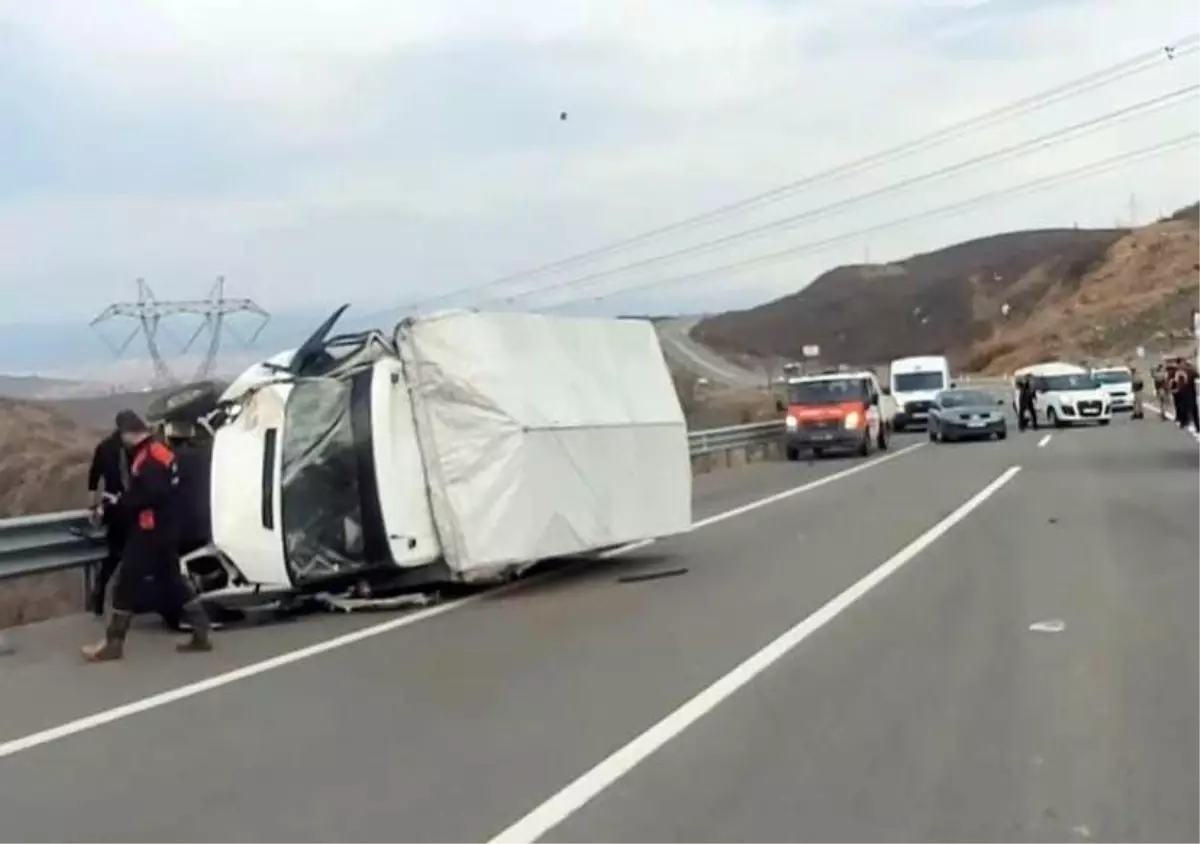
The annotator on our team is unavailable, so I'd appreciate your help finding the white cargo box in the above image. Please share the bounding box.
[395,311,693,578]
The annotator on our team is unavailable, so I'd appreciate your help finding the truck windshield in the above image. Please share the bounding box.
[893,371,945,392]
[279,378,369,583]
[788,378,869,405]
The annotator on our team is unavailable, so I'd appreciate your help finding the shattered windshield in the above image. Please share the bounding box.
[279,378,369,583]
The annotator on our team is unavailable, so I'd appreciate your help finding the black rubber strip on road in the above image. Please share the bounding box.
[617,567,690,584]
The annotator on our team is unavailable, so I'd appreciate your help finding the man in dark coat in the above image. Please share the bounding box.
[1017,375,1039,431]
[85,420,132,615]
[82,411,213,662]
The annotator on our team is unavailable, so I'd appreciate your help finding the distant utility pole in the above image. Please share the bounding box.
[91,277,270,387]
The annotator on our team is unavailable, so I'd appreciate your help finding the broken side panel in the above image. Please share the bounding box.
[396,310,693,580]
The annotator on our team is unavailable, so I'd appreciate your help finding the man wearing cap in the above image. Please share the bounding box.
[82,410,213,662]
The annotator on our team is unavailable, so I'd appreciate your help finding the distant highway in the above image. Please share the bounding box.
[1,412,1196,842]
[656,317,769,389]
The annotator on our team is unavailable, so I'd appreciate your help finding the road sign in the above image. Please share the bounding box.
[801,345,820,358]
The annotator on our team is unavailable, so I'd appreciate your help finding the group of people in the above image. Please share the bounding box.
[1152,358,1200,431]
[82,410,213,662]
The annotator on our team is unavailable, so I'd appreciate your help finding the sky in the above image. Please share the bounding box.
[0,0,1198,377]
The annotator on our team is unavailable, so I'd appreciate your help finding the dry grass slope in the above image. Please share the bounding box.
[694,203,1199,374]
[0,398,102,518]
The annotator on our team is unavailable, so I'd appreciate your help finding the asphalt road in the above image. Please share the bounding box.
[656,317,768,388]
[0,415,1196,843]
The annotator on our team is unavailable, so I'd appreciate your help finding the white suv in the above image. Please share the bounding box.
[1090,366,1135,412]
[1035,371,1112,427]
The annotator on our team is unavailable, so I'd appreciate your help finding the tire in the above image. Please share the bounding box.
[147,380,222,423]
[858,432,871,457]
[929,426,939,442]
[996,428,1007,440]
[785,445,801,462]
[877,424,890,451]
[894,422,906,434]
[1048,407,1065,429]
[1098,419,1111,427]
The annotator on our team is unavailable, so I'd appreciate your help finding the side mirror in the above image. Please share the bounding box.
[775,399,786,413]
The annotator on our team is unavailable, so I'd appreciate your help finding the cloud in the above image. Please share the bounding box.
[0,0,1197,367]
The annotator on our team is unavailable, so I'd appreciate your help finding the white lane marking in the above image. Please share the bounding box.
[1037,434,1052,448]
[0,443,925,762]
[488,464,1023,844]
[1144,403,1200,441]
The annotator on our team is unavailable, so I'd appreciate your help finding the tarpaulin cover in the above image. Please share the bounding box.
[396,311,692,578]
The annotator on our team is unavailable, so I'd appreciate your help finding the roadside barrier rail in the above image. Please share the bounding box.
[0,420,788,583]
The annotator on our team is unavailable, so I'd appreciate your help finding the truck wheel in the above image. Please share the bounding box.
[147,380,222,423]
[785,445,800,461]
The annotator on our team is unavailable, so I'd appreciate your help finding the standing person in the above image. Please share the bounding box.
[1183,360,1200,433]
[1170,360,1189,428]
[1129,364,1145,420]
[85,419,132,616]
[82,411,213,663]
[1017,375,1039,431]
[1153,363,1170,419]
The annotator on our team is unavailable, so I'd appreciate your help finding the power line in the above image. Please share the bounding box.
[484,82,1198,307]
[535,133,1198,310]
[390,34,1198,315]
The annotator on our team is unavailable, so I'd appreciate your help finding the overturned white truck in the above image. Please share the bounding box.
[152,308,693,611]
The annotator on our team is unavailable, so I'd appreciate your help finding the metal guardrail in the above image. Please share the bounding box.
[0,420,788,584]
[688,420,784,456]
[0,509,102,583]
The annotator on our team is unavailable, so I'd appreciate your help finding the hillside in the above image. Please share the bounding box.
[693,227,1127,368]
[0,399,101,518]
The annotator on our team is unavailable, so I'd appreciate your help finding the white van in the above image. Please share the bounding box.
[1090,365,1135,412]
[1013,361,1112,427]
[888,355,952,431]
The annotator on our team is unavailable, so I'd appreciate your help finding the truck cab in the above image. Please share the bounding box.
[783,370,890,460]
[888,355,951,431]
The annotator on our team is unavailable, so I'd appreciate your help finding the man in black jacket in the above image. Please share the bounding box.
[1017,376,1039,431]
[85,420,132,615]
[82,411,213,663]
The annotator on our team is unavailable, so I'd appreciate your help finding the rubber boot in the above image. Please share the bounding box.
[176,599,213,653]
[82,611,132,662]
